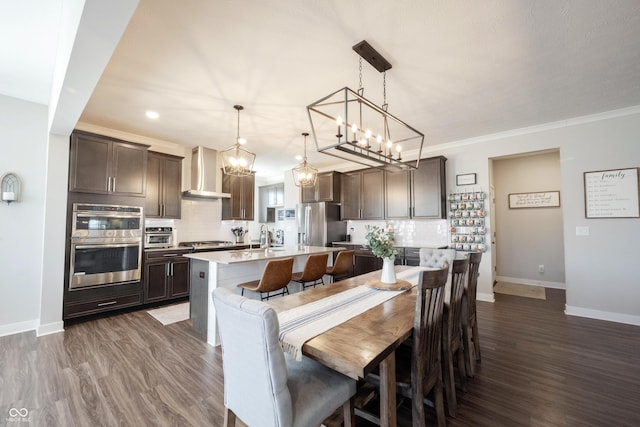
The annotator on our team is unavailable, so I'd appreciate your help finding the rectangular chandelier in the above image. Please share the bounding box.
[306,41,424,170]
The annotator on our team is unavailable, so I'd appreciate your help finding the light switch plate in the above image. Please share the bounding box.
[576,226,590,236]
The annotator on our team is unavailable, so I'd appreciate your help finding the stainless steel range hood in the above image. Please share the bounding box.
[182,146,231,199]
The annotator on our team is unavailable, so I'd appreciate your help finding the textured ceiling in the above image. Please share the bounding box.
[77,0,640,177]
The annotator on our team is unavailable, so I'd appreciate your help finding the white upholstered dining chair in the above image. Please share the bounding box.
[419,248,457,272]
[212,287,356,427]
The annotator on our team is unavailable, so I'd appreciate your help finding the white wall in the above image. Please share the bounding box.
[428,107,640,324]
[0,95,48,336]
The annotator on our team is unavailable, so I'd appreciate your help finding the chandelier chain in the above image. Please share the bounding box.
[358,57,363,90]
[236,108,240,142]
[383,71,387,108]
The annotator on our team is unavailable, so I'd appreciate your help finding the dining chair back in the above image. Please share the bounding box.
[419,248,456,271]
[355,267,449,427]
[213,288,356,427]
[462,252,482,377]
[237,257,294,300]
[291,253,329,289]
[326,250,354,283]
[442,257,469,417]
[410,267,449,427]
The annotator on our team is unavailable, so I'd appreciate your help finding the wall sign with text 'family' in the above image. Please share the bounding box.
[584,167,639,218]
[508,191,561,209]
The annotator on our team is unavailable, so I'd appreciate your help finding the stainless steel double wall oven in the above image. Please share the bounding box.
[69,203,143,289]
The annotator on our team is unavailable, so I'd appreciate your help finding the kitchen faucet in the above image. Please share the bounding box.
[260,224,270,249]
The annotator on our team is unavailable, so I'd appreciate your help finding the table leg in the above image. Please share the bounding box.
[379,351,397,427]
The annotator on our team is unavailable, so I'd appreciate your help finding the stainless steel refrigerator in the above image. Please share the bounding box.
[296,202,346,246]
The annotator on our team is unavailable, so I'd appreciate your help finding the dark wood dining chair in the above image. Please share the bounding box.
[355,267,449,427]
[325,250,354,283]
[442,257,469,417]
[237,257,294,301]
[212,288,356,427]
[291,253,329,290]
[462,252,482,377]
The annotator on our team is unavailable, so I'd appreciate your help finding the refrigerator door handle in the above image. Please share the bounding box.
[304,205,311,245]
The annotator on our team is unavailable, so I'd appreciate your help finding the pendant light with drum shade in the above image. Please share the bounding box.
[221,105,256,176]
[292,132,318,187]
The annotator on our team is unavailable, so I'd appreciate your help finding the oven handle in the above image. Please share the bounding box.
[74,243,140,250]
[75,212,142,218]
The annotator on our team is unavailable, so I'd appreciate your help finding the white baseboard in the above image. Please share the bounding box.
[37,321,65,337]
[496,276,565,289]
[0,319,37,338]
[565,305,640,327]
[477,292,495,303]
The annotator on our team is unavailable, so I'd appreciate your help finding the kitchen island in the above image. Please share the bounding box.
[184,245,344,346]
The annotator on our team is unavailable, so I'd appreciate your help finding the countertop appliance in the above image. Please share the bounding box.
[69,203,143,289]
[297,202,346,247]
[144,226,175,248]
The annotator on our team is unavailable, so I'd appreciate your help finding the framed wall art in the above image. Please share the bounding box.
[584,167,639,218]
[456,173,476,186]
[508,191,561,209]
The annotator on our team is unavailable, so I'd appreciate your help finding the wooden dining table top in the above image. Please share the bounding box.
[267,266,418,380]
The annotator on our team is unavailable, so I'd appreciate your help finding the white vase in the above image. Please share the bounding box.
[380,257,397,284]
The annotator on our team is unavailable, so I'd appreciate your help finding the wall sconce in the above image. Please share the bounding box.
[1,172,21,204]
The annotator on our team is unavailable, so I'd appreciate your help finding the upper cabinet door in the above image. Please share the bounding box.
[161,155,183,218]
[384,169,411,219]
[341,171,362,220]
[412,156,446,218]
[69,131,148,197]
[69,132,111,194]
[361,169,384,219]
[145,154,162,216]
[111,142,147,196]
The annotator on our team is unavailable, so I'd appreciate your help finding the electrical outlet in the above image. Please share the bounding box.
[538,265,545,274]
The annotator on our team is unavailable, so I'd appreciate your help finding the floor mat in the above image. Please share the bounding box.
[146,302,190,325]
[494,282,546,300]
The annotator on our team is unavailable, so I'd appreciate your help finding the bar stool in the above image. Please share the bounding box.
[237,257,294,301]
[291,253,329,290]
[325,250,354,283]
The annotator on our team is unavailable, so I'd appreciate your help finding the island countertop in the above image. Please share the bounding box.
[184,245,344,264]
[187,245,347,346]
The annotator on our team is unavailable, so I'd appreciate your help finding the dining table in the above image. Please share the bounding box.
[267,265,423,427]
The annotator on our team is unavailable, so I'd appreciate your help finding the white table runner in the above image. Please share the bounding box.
[278,267,429,360]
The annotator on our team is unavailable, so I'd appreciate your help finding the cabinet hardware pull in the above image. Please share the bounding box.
[170,263,174,276]
[162,254,178,257]
[98,301,117,307]
[112,176,116,192]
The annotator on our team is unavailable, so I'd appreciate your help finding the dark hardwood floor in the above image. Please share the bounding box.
[1,289,639,426]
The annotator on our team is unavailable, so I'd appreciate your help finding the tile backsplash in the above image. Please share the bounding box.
[147,198,448,248]
[346,219,448,248]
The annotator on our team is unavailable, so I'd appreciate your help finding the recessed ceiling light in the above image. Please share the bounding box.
[146,111,159,119]
[295,155,303,161]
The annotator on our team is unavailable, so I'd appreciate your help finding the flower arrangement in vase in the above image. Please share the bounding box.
[365,225,398,284]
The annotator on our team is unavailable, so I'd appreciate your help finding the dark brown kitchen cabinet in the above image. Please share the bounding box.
[384,169,411,218]
[354,248,383,276]
[222,172,255,220]
[341,169,384,220]
[144,249,191,303]
[301,171,342,203]
[69,130,148,196]
[145,151,183,219]
[412,156,447,218]
[383,156,447,219]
